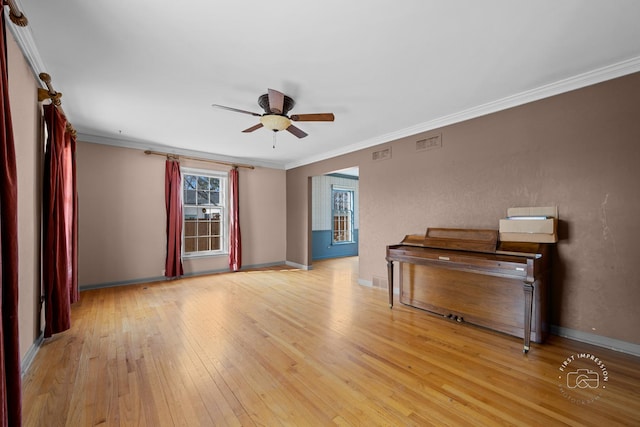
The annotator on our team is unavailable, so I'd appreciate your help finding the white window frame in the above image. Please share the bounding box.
[331,186,355,244]
[181,167,229,257]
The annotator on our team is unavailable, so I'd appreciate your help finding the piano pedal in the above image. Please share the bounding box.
[445,314,464,323]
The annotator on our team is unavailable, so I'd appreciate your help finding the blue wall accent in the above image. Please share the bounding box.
[312,229,359,260]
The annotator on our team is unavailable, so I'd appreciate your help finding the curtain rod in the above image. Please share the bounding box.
[144,150,255,170]
[3,0,28,26]
[37,72,77,137]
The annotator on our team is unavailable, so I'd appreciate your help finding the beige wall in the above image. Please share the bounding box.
[8,30,43,362]
[287,72,640,345]
[76,142,286,287]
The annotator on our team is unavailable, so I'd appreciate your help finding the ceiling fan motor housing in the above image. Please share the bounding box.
[258,93,295,115]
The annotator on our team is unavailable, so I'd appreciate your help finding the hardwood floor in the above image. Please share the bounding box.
[22,257,640,426]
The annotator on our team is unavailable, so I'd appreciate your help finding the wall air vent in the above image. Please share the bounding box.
[416,134,442,152]
[372,276,388,289]
[372,147,391,162]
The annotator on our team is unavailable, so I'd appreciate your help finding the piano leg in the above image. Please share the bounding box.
[387,259,394,308]
[523,282,534,353]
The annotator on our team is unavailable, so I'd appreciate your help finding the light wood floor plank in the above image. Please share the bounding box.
[22,257,640,426]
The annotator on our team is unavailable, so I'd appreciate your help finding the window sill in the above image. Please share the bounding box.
[183,251,228,259]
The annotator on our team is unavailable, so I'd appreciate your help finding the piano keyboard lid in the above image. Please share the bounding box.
[399,228,543,257]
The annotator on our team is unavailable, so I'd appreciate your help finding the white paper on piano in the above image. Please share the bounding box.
[499,206,558,243]
[506,216,550,220]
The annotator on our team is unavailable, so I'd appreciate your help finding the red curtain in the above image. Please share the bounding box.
[0,7,22,425]
[229,167,241,271]
[43,104,79,338]
[69,129,78,304]
[165,160,183,277]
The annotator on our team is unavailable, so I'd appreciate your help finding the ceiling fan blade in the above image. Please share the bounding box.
[268,89,285,114]
[286,124,308,138]
[212,104,262,117]
[290,113,335,122]
[242,123,264,133]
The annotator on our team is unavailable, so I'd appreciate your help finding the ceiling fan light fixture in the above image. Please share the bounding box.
[213,89,333,139]
[260,114,291,131]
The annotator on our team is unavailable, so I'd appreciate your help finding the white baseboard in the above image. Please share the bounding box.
[285,261,311,270]
[358,279,373,287]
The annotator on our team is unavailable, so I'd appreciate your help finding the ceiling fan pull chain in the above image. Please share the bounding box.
[272,131,277,149]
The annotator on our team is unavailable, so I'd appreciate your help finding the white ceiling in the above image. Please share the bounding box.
[11,1,640,169]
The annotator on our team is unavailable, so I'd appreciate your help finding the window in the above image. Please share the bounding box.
[182,169,227,256]
[332,187,354,244]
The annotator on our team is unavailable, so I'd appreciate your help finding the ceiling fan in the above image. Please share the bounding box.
[212,89,335,139]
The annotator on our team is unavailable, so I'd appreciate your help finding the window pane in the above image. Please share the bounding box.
[214,183,220,204]
[197,221,209,235]
[197,176,209,190]
[204,208,219,218]
[184,175,197,191]
[210,236,221,250]
[333,191,351,211]
[185,189,196,204]
[184,206,198,220]
[184,237,196,253]
[197,190,209,205]
[209,177,219,191]
[211,220,220,235]
[184,220,196,237]
[198,237,210,251]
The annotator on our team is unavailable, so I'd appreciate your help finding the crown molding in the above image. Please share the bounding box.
[6,4,48,85]
[285,55,640,170]
[76,132,284,170]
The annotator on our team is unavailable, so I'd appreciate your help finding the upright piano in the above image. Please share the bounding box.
[386,228,551,353]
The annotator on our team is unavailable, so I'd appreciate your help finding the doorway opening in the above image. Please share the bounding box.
[311,167,359,261]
